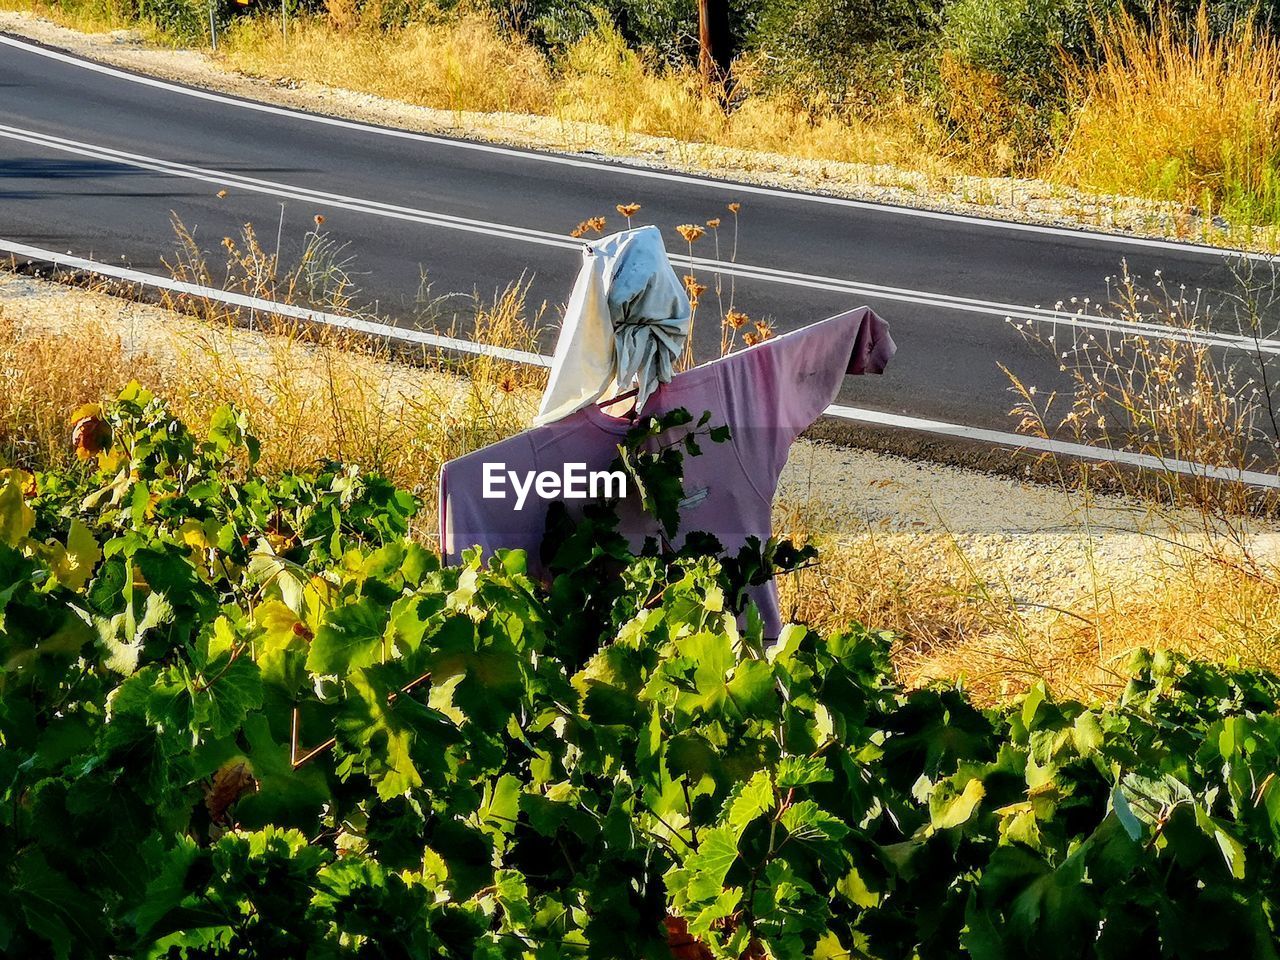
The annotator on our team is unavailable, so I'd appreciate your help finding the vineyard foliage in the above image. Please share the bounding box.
[4,386,1280,958]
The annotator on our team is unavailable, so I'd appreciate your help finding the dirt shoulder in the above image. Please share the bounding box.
[0,8,1251,251]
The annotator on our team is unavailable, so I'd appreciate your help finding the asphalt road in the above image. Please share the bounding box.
[2,31,1275,455]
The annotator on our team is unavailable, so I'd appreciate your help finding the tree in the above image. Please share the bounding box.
[698,0,733,83]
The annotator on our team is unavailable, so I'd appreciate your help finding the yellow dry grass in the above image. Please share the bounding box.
[0,307,171,468]
[0,275,539,543]
[216,10,955,175]
[1058,8,1280,233]
[166,309,537,518]
[771,250,1280,705]
[150,214,542,529]
[775,502,1280,706]
[0,0,159,37]
[223,13,553,115]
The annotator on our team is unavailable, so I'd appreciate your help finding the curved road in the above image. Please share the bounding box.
[1,31,1274,466]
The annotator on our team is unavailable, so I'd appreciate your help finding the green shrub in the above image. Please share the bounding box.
[136,0,234,43]
[935,0,1110,167]
[6,388,1280,957]
[934,0,1280,171]
[476,0,756,67]
[747,0,943,111]
[1136,0,1280,33]
[943,0,1108,95]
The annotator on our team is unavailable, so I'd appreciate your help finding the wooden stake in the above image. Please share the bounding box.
[697,0,732,87]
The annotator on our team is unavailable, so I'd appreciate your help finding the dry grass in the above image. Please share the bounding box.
[165,214,361,313]
[550,22,951,171]
[1008,260,1280,522]
[164,307,535,525]
[0,249,540,543]
[0,0,162,38]
[138,215,539,535]
[223,13,553,115]
[0,307,172,468]
[767,256,1280,704]
[1059,8,1280,237]
[775,257,1280,704]
[918,543,1280,703]
[776,498,1280,705]
[214,9,956,176]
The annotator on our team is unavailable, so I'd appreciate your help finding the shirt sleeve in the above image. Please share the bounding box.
[716,307,894,500]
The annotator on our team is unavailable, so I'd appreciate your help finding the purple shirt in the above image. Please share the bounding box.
[440,307,895,634]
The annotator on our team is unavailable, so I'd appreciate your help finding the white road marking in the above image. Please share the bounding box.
[0,123,579,251]
[829,404,1280,488]
[2,121,1276,354]
[0,31,1272,262]
[3,238,1277,489]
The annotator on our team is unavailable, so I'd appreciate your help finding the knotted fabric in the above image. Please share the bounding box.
[534,226,690,427]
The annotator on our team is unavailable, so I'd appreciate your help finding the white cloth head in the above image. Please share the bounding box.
[533,226,690,427]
